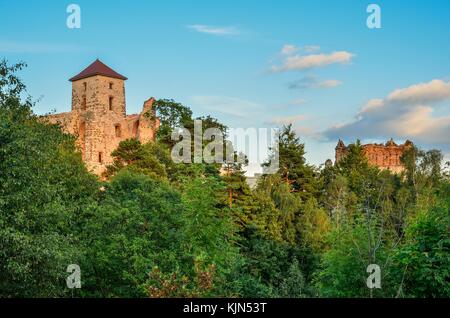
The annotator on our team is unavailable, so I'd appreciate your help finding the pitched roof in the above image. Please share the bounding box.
[69,59,128,82]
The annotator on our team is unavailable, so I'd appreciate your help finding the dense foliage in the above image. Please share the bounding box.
[1,61,448,298]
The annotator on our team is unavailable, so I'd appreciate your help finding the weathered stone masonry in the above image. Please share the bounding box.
[335,139,413,173]
[45,59,159,175]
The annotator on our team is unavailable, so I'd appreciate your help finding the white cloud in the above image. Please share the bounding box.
[273,50,354,72]
[187,25,239,36]
[359,98,384,115]
[289,75,342,90]
[387,79,450,104]
[324,79,450,150]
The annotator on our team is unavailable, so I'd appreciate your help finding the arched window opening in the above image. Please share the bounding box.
[115,124,121,138]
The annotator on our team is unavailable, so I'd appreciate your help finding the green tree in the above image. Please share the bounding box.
[79,169,241,297]
[263,125,320,201]
[298,199,331,253]
[238,228,315,298]
[0,60,99,297]
[279,258,307,298]
[314,215,396,298]
[391,185,450,297]
[79,171,186,297]
[152,99,193,146]
[105,138,171,180]
[254,174,302,244]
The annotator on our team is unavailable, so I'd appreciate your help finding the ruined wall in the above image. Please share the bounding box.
[362,143,408,173]
[45,75,158,176]
[335,139,413,173]
[335,140,347,163]
[137,98,159,144]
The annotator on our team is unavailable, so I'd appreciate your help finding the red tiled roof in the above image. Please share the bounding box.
[69,59,128,82]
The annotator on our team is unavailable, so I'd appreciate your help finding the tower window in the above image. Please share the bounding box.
[83,82,87,91]
[115,124,121,137]
[109,97,113,110]
[109,82,113,89]
[81,95,86,110]
[98,152,103,164]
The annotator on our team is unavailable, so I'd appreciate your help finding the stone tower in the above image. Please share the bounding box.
[70,59,127,115]
[46,59,159,175]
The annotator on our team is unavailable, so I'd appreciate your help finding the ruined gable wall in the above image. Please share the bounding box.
[362,144,406,173]
[335,141,411,173]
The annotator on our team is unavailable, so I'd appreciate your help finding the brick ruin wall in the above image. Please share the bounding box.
[335,140,412,173]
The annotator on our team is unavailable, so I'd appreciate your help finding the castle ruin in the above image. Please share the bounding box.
[46,59,159,175]
[335,139,413,173]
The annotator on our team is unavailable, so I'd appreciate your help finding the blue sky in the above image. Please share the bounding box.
[1,0,450,173]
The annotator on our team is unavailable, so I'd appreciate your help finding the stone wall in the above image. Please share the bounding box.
[45,75,158,175]
[335,139,413,173]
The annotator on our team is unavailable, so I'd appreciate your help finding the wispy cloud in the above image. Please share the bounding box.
[386,79,450,105]
[272,45,354,72]
[186,25,239,36]
[318,79,342,88]
[289,75,342,90]
[323,79,450,150]
[281,44,299,55]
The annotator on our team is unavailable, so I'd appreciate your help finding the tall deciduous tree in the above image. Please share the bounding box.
[0,60,99,297]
